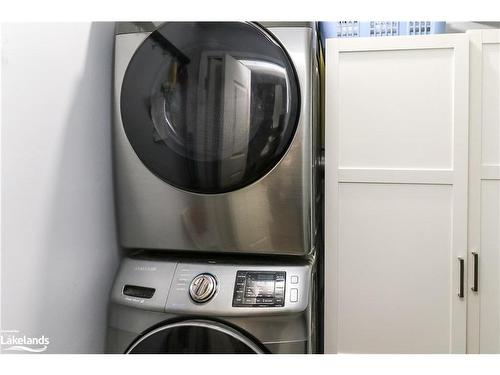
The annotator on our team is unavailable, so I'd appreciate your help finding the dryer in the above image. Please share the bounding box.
[113,22,320,255]
[106,255,316,354]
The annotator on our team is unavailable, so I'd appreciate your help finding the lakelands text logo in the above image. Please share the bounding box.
[0,330,50,353]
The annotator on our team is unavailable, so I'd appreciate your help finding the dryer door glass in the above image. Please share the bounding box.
[126,320,265,354]
[120,22,300,194]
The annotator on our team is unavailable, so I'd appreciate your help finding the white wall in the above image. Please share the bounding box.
[1,23,120,353]
[446,22,500,33]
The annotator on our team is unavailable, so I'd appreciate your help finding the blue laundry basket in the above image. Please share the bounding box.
[319,21,446,46]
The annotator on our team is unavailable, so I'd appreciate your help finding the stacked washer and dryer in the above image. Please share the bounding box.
[108,22,322,354]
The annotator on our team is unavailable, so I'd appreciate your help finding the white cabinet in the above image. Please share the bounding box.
[467,29,500,354]
[324,34,470,353]
[325,31,500,354]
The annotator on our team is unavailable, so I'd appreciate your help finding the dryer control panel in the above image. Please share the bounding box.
[232,271,286,307]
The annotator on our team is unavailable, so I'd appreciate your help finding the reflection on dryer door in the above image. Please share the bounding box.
[195,53,223,188]
[220,54,251,187]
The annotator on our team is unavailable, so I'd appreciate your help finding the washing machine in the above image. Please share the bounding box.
[113,22,321,256]
[106,254,316,353]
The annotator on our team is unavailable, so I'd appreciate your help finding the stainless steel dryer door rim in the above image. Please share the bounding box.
[119,22,301,195]
[125,319,266,354]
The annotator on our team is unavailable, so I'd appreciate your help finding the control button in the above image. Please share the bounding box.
[290,288,298,303]
[235,284,245,292]
[234,291,244,299]
[274,298,284,306]
[244,298,255,305]
[291,276,299,284]
[262,298,274,304]
[245,289,256,298]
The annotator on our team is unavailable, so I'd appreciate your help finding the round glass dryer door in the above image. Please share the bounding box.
[121,22,300,194]
[126,320,266,354]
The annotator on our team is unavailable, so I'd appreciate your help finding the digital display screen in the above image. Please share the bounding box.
[245,275,276,298]
[232,271,286,307]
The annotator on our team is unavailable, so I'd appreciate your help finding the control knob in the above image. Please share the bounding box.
[189,273,217,303]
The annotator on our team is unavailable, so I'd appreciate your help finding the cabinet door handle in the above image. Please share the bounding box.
[458,257,465,298]
[471,252,479,292]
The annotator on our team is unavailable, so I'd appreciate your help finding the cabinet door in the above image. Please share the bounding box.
[467,29,500,354]
[324,34,469,353]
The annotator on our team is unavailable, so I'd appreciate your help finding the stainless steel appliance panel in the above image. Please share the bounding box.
[113,24,318,255]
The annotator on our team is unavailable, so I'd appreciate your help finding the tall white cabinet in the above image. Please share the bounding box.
[325,32,499,354]
[467,29,500,354]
